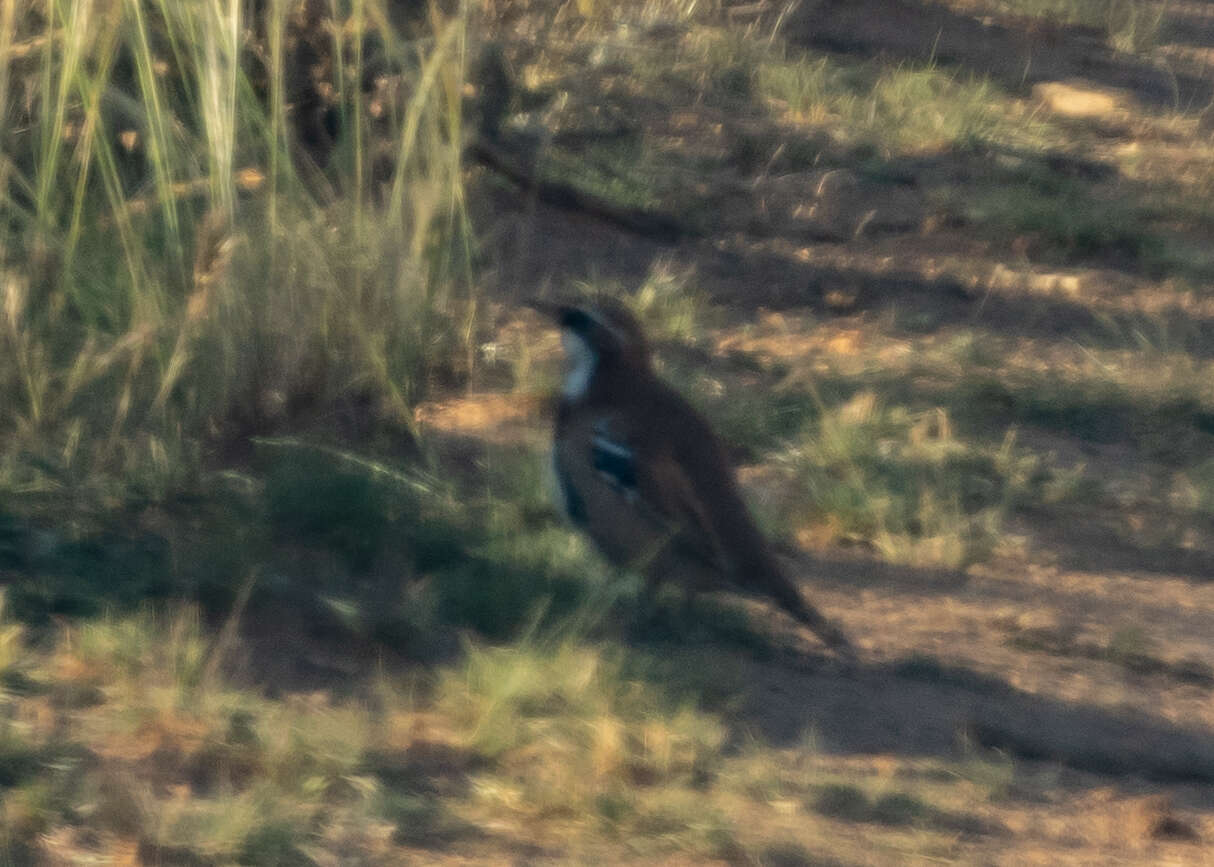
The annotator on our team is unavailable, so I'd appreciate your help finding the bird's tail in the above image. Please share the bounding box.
[707,473,854,655]
[763,564,853,655]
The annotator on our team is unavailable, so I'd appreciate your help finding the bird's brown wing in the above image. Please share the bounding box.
[635,441,733,576]
[587,412,731,581]
[623,390,855,653]
[576,400,852,652]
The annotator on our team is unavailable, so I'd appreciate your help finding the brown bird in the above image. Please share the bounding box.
[530,297,851,653]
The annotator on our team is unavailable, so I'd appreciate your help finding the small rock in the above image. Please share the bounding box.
[1033,81,1130,120]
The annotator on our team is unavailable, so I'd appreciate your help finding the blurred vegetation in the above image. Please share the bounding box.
[1,0,470,504]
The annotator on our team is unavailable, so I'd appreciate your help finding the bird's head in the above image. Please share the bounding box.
[527,297,652,398]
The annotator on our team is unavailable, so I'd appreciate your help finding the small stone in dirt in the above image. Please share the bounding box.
[1033,81,1130,121]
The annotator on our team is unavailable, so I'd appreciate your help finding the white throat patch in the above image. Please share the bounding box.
[560,329,597,399]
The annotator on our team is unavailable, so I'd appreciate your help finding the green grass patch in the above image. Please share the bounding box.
[780,392,1040,568]
[539,139,663,212]
[431,639,736,854]
[0,607,397,863]
[758,54,1012,155]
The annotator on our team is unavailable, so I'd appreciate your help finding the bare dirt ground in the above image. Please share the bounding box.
[413,0,1214,862]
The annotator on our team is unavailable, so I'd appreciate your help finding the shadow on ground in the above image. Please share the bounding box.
[788,0,1214,112]
[720,647,1214,787]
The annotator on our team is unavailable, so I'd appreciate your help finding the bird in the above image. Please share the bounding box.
[528,297,852,653]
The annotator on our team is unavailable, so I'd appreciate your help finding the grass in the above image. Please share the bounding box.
[95,625,1004,863]
[538,140,663,212]
[560,260,711,351]
[0,606,393,862]
[0,606,743,862]
[437,640,726,788]
[777,392,1040,568]
[757,53,1015,155]
[1187,458,1214,517]
[1,0,470,505]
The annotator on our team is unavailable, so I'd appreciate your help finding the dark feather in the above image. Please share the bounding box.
[592,430,637,492]
[555,462,587,525]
